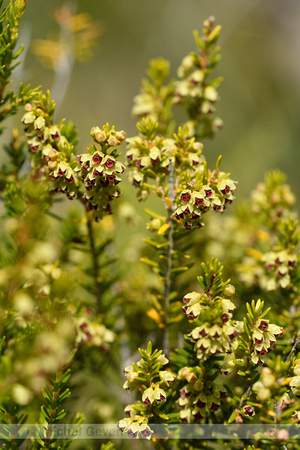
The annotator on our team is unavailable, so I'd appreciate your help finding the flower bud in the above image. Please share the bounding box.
[116,130,126,142]
[224,284,235,297]
[186,372,197,383]
[108,136,118,146]
[94,131,106,142]
[48,161,57,170]
[277,429,289,441]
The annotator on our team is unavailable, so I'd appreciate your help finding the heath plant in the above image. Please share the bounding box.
[0,2,300,450]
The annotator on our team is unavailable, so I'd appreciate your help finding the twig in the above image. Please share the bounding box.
[46,210,63,221]
[163,158,176,356]
[286,335,300,361]
[238,384,252,410]
[86,210,102,311]
[273,332,300,425]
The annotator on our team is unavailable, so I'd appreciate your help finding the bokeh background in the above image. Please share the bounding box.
[15,0,300,204]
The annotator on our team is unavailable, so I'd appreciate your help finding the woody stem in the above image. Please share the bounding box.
[86,209,102,311]
[286,334,300,361]
[163,159,176,355]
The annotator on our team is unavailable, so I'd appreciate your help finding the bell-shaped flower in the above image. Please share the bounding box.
[157,354,169,366]
[142,386,166,405]
[159,370,175,385]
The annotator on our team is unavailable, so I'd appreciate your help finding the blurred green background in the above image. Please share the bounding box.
[15,0,300,201]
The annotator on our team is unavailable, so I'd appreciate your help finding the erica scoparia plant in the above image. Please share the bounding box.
[1,1,123,448]
[117,16,300,450]
[1,1,300,449]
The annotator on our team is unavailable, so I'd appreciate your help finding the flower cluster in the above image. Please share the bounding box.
[132,57,174,135]
[183,287,241,361]
[174,176,237,230]
[23,262,63,301]
[122,352,174,398]
[253,367,278,402]
[75,316,115,351]
[253,367,291,408]
[44,144,79,199]
[22,100,57,161]
[22,93,80,199]
[173,17,223,138]
[261,249,298,291]
[76,124,126,220]
[22,96,128,215]
[251,318,282,365]
[251,170,296,229]
[13,325,75,396]
[177,366,227,423]
[238,219,299,292]
[126,119,204,201]
[118,342,175,438]
[117,415,152,439]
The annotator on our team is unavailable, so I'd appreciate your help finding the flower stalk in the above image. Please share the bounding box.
[163,158,176,355]
[86,209,102,310]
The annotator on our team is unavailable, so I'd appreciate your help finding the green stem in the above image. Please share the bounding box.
[0,98,23,122]
[237,351,253,411]
[163,159,176,356]
[4,410,21,449]
[238,384,252,410]
[273,319,300,423]
[86,209,102,311]
[44,390,58,448]
[286,334,300,361]
[44,423,54,448]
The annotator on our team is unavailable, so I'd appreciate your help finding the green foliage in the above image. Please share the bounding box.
[0,129,26,185]
[100,444,116,450]
[0,401,28,449]
[131,16,224,140]
[35,363,85,450]
[0,0,40,133]
[133,57,175,135]
[118,342,175,438]
[175,16,224,139]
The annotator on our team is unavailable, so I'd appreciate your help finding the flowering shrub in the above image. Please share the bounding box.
[1,2,300,450]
